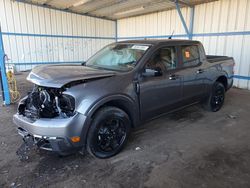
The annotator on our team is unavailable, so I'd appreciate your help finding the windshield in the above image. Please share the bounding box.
[86,43,150,71]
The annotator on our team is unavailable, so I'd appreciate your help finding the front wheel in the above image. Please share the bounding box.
[87,107,131,159]
[203,81,225,112]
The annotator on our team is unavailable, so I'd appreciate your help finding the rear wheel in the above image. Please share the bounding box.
[87,107,131,159]
[203,81,225,112]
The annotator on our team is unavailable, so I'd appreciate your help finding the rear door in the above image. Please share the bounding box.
[138,46,182,121]
[177,44,207,103]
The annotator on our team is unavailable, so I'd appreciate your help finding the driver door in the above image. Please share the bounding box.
[139,46,182,121]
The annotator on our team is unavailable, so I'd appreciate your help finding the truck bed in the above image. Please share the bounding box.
[207,55,233,63]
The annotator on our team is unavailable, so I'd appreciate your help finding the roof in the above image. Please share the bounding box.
[20,0,218,20]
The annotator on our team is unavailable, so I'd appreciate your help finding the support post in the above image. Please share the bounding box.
[115,20,118,42]
[0,26,11,105]
[175,0,190,38]
[189,6,195,40]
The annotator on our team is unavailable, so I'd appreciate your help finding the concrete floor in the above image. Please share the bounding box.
[1,73,250,188]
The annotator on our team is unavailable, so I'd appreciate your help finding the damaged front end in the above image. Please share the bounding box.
[14,85,87,156]
[16,126,77,158]
[18,85,76,120]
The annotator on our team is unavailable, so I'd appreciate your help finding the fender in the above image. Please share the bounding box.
[208,72,228,93]
[79,94,140,151]
[87,94,139,123]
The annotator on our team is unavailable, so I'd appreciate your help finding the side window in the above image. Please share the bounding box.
[145,47,177,71]
[181,45,200,67]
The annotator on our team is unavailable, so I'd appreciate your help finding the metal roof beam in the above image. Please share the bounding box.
[77,0,125,14]
[176,0,193,7]
[43,0,53,5]
[168,0,193,7]
[14,0,115,21]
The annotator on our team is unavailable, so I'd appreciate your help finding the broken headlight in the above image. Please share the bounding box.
[18,86,76,119]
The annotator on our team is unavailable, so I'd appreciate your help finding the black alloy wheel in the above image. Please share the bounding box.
[97,118,126,152]
[211,82,225,111]
[204,81,225,112]
[87,107,131,158]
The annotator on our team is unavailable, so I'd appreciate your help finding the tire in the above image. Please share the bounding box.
[87,106,131,159]
[203,81,225,112]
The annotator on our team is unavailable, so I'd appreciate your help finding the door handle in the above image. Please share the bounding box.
[133,81,140,94]
[169,74,179,80]
[196,69,204,74]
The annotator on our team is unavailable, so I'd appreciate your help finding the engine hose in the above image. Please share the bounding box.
[7,70,20,103]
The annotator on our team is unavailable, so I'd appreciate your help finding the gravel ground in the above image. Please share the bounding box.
[0,73,250,188]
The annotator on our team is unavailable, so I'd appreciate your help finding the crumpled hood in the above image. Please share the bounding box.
[27,64,116,88]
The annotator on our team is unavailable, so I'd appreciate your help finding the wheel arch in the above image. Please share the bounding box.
[216,75,228,90]
[87,95,139,128]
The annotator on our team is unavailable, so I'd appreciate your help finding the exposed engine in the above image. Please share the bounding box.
[18,86,75,119]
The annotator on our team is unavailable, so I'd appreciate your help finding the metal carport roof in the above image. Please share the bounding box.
[18,0,217,20]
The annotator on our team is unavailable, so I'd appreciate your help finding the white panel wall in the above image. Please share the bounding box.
[0,0,116,71]
[193,0,250,89]
[117,0,250,90]
[118,7,191,39]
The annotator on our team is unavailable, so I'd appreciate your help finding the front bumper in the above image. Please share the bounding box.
[13,112,87,154]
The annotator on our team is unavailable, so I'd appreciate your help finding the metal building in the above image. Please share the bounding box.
[118,0,250,90]
[0,0,116,71]
[0,0,250,95]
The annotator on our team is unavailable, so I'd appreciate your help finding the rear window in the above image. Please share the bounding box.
[181,45,200,67]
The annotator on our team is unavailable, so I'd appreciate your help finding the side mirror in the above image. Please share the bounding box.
[142,68,162,77]
[81,61,86,66]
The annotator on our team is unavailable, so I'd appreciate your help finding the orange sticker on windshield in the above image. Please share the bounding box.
[185,51,190,58]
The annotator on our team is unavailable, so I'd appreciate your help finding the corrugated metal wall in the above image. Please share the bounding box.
[193,0,250,89]
[0,0,116,71]
[117,0,250,90]
[118,7,191,40]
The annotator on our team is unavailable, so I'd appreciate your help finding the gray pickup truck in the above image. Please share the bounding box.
[13,40,234,158]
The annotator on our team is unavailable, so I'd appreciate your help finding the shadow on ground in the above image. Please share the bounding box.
[1,73,250,188]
